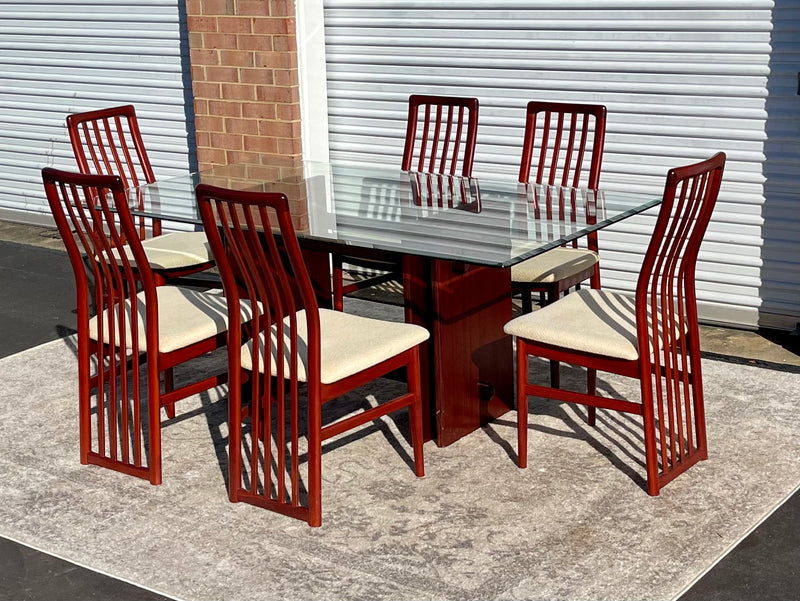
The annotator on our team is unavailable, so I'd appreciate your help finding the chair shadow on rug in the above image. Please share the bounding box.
[55,324,79,340]
[483,359,650,492]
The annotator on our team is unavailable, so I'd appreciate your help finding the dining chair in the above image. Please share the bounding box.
[42,167,242,485]
[513,101,607,314]
[503,152,725,495]
[66,104,214,285]
[196,183,429,527]
[331,94,480,311]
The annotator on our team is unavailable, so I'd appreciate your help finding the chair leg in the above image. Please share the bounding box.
[543,285,560,387]
[308,437,323,527]
[516,343,529,468]
[79,345,96,466]
[521,289,533,314]
[587,368,597,426]
[228,369,248,504]
[549,360,560,389]
[407,351,425,477]
[163,367,176,419]
[640,380,661,496]
[332,254,345,311]
[409,402,425,477]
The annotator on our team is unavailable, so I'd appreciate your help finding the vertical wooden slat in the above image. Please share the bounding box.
[418,104,431,173]
[427,104,442,174]
[536,112,550,185]
[438,105,453,175]
[560,113,577,189]
[550,112,565,186]
[451,106,465,176]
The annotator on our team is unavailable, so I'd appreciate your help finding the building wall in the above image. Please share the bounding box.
[0,1,195,223]
[310,1,800,330]
[185,0,302,170]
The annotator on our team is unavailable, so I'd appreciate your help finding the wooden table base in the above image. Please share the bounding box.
[403,256,514,446]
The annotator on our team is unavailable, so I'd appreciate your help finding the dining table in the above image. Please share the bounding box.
[126,159,661,446]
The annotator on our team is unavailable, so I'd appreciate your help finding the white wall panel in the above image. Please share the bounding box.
[0,0,193,223]
[312,0,800,328]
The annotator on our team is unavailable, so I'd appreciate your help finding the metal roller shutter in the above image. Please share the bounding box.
[0,0,193,223]
[311,0,800,329]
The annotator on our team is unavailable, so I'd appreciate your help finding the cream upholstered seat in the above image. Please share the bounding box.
[242,308,430,384]
[511,247,599,286]
[504,288,639,361]
[88,287,247,354]
[123,231,213,271]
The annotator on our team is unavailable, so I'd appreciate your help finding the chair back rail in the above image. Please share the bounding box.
[42,167,161,481]
[636,152,725,486]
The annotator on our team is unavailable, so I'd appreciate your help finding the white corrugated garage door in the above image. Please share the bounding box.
[300,0,800,329]
[0,0,194,223]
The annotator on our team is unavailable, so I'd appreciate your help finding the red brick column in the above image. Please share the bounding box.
[185,0,301,171]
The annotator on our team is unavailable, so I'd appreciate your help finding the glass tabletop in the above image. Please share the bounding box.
[128,160,660,268]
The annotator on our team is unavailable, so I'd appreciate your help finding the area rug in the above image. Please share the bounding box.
[1,300,799,601]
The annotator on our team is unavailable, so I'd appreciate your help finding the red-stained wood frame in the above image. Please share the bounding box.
[332,94,480,312]
[516,101,607,312]
[41,168,229,484]
[514,152,726,495]
[66,104,214,283]
[402,94,480,178]
[196,183,425,527]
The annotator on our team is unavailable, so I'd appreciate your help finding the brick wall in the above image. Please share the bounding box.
[185,0,301,171]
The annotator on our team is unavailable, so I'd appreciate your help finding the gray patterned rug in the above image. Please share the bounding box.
[1,299,799,601]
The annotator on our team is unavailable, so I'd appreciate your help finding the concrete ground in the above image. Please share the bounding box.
[1,218,798,600]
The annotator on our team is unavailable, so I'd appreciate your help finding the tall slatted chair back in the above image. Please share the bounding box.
[197,183,428,526]
[503,152,725,496]
[199,187,315,521]
[519,101,606,191]
[513,101,608,314]
[333,94,479,311]
[42,167,230,484]
[402,94,479,178]
[634,151,726,490]
[66,105,215,283]
[67,104,157,238]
